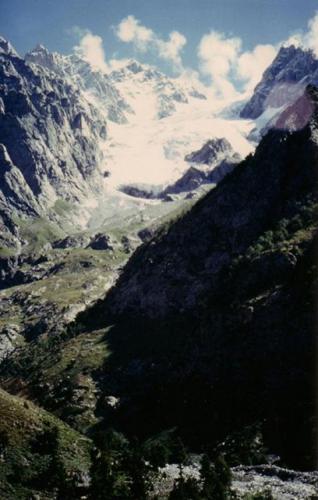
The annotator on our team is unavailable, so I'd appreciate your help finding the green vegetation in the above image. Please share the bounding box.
[12,215,65,251]
[243,197,317,260]
[0,247,16,257]
[52,198,74,217]
[215,424,267,467]
[90,430,155,499]
[89,430,235,500]
[0,388,91,499]
[0,329,110,432]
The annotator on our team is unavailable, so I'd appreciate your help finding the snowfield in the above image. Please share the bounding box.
[102,79,255,187]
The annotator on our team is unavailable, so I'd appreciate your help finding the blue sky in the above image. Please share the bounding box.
[2,0,318,99]
[1,0,317,58]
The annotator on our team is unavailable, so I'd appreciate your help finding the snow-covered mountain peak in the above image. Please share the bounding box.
[26,44,64,74]
[124,59,147,74]
[0,36,19,57]
[107,59,209,124]
[110,59,163,80]
[184,137,236,164]
[25,46,132,124]
[29,43,49,55]
[241,45,318,120]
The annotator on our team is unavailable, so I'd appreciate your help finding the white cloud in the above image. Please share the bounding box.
[74,30,109,72]
[198,31,241,78]
[283,32,303,48]
[283,11,318,56]
[157,31,187,72]
[116,15,154,51]
[197,30,277,102]
[237,44,277,93]
[108,57,131,71]
[198,31,241,101]
[115,15,187,73]
[304,11,318,55]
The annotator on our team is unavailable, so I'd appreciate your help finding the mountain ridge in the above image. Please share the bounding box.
[241,45,318,120]
[92,85,318,320]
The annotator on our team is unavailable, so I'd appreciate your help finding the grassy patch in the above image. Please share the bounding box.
[0,387,92,498]
[13,215,64,251]
[52,198,74,217]
[0,247,17,258]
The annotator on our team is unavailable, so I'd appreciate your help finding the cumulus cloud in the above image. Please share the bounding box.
[303,11,318,55]
[74,30,109,72]
[237,44,277,93]
[197,30,277,102]
[283,11,318,55]
[116,15,153,51]
[157,31,187,72]
[115,15,186,73]
[198,31,241,100]
[70,10,318,102]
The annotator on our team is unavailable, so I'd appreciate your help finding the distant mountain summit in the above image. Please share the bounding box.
[25,44,131,123]
[0,36,19,57]
[0,38,107,247]
[108,58,207,120]
[241,45,318,120]
[162,138,241,195]
[25,45,208,123]
[7,38,318,249]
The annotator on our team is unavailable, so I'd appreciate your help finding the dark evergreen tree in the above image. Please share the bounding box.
[200,454,232,500]
[169,474,202,500]
[122,439,153,499]
[89,430,131,499]
[89,446,130,499]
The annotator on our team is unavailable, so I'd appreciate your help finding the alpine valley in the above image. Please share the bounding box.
[0,33,317,499]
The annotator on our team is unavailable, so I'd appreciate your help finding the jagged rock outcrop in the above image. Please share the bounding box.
[0,36,19,57]
[88,233,113,250]
[52,234,91,249]
[164,166,207,194]
[118,184,158,199]
[184,137,239,164]
[240,45,318,120]
[119,138,241,200]
[0,144,39,215]
[0,38,108,246]
[162,138,241,195]
[26,44,132,124]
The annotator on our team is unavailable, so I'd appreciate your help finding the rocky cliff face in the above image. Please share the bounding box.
[119,138,241,199]
[0,37,108,247]
[25,46,208,125]
[184,137,238,165]
[162,138,241,195]
[26,44,132,124]
[240,45,318,120]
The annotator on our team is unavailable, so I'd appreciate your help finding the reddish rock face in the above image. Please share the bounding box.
[240,45,318,120]
[274,91,315,132]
